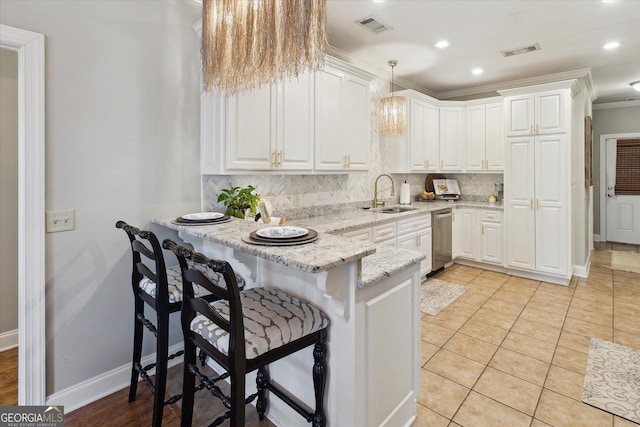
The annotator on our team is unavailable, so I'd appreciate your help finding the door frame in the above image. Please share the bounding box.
[599,132,640,242]
[0,24,46,405]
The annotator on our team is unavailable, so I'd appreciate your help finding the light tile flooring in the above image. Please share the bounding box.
[414,243,640,427]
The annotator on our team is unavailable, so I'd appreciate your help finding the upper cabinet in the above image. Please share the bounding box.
[386,90,439,173]
[439,106,465,171]
[504,90,566,137]
[315,64,372,172]
[465,100,504,171]
[201,57,373,175]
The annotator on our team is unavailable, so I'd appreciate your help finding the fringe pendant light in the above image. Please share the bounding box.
[201,0,328,95]
[380,60,407,137]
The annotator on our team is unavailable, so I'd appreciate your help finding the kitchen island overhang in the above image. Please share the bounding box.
[153,216,424,427]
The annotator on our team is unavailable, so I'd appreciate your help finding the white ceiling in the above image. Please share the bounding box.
[325,0,640,103]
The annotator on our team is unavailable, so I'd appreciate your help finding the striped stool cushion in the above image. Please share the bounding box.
[139,264,245,304]
[191,287,329,359]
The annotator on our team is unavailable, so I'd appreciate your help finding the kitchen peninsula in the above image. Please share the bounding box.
[153,209,426,427]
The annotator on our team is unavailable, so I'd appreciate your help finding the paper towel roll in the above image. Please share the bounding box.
[400,182,411,205]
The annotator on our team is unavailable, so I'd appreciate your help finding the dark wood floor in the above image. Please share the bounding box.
[0,347,18,406]
[0,348,274,426]
[64,362,276,426]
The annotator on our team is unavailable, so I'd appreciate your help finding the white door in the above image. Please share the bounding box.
[606,139,640,244]
[465,104,486,171]
[439,107,464,171]
[314,66,345,170]
[278,73,314,171]
[485,102,504,171]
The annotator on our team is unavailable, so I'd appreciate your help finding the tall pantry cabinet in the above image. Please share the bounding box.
[500,80,579,284]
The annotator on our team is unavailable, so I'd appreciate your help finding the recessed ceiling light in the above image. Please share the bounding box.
[432,40,451,49]
[630,81,640,92]
[471,68,484,75]
[603,41,621,50]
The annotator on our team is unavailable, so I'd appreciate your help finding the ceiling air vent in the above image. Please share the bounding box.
[501,43,541,57]
[356,16,393,34]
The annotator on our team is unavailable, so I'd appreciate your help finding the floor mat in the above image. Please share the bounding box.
[610,251,640,274]
[582,337,640,424]
[420,279,468,316]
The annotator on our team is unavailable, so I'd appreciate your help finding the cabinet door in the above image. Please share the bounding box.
[343,73,370,170]
[409,98,429,171]
[505,94,534,137]
[452,210,460,259]
[485,102,504,171]
[396,229,431,277]
[277,73,314,170]
[465,105,486,171]
[535,90,565,135]
[535,135,568,275]
[226,85,275,170]
[481,221,503,264]
[424,103,440,171]
[456,209,478,260]
[315,66,345,171]
[505,137,536,270]
[439,107,464,171]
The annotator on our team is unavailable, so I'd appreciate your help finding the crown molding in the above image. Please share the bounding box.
[327,46,437,97]
[592,99,640,110]
[436,68,594,100]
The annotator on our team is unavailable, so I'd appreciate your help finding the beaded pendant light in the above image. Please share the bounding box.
[380,60,407,137]
[201,0,328,95]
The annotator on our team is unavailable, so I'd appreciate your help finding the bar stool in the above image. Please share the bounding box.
[116,221,223,427]
[163,239,330,427]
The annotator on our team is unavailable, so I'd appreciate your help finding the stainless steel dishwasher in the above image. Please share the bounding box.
[432,208,453,272]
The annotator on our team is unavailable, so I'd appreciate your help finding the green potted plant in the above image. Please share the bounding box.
[217,185,261,219]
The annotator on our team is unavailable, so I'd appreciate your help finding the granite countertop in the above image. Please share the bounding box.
[152,216,376,274]
[153,200,501,288]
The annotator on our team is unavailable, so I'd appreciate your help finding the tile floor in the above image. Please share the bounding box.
[414,244,640,427]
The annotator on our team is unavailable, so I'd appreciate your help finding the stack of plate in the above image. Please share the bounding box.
[243,226,318,246]
[173,212,231,226]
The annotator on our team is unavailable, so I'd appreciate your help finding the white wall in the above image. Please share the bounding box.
[0,0,202,396]
[592,104,640,235]
[0,48,19,337]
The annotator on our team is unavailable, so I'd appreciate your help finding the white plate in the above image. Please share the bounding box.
[181,212,224,221]
[256,226,309,239]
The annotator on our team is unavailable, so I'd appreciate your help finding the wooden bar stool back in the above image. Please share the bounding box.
[116,221,214,427]
[163,239,330,427]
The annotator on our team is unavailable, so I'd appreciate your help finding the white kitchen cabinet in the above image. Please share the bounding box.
[386,91,440,173]
[202,73,314,173]
[201,56,372,175]
[315,64,372,172]
[340,212,432,277]
[504,90,566,137]
[465,104,486,171]
[439,106,465,171]
[453,208,503,265]
[501,80,575,282]
[480,210,503,265]
[454,208,479,260]
[465,101,504,172]
[396,214,432,277]
[485,102,505,170]
[505,135,568,275]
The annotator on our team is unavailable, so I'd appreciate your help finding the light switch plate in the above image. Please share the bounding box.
[46,209,76,233]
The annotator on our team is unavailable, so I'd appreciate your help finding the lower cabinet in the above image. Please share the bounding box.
[396,215,432,277]
[341,212,432,277]
[454,208,503,266]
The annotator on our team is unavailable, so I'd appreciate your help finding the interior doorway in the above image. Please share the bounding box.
[0,24,46,405]
[0,46,19,406]
[600,133,640,245]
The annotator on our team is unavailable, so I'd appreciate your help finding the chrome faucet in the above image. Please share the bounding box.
[373,174,395,207]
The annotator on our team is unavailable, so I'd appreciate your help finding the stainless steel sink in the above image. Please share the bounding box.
[376,206,416,214]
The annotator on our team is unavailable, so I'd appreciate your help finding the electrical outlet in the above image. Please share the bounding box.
[46,210,76,233]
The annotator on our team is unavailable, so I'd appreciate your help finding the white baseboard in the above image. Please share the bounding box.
[573,259,591,278]
[0,329,18,352]
[594,234,602,242]
[46,342,184,413]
